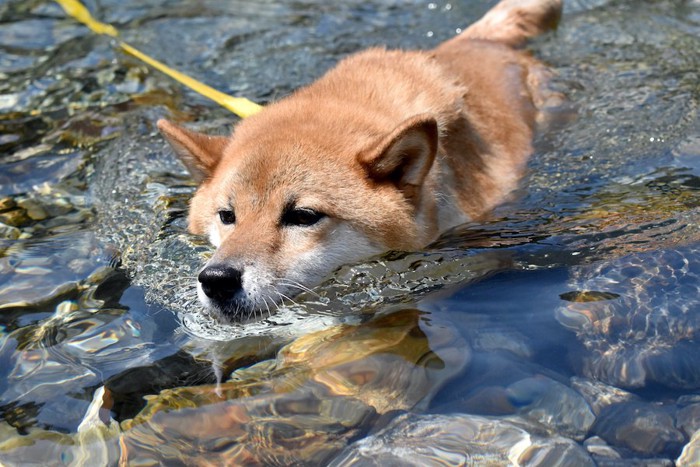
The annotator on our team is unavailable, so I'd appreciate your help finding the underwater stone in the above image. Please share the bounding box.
[0,222,20,240]
[0,197,16,212]
[678,429,700,466]
[0,280,80,310]
[40,210,91,229]
[120,389,376,466]
[86,266,116,285]
[594,459,673,467]
[17,199,48,221]
[14,265,53,275]
[518,436,596,466]
[506,376,595,441]
[570,377,637,416]
[328,413,595,466]
[677,403,700,438]
[558,246,700,390]
[68,258,95,275]
[17,256,52,268]
[592,401,684,456]
[0,258,11,274]
[0,209,30,227]
[0,422,78,466]
[583,436,621,459]
[44,198,75,217]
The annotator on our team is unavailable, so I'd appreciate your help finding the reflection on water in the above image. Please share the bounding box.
[1,0,700,464]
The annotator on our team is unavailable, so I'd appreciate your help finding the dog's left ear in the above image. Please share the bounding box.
[157,119,229,182]
[358,114,438,204]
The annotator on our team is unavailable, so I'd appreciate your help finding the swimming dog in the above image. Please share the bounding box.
[158,0,563,321]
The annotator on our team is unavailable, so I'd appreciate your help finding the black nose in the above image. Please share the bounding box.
[198,265,243,303]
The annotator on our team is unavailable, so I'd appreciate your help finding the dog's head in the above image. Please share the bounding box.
[158,110,440,321]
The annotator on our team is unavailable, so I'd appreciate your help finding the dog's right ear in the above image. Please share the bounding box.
[358,114,438,205]
[157,119,229,182]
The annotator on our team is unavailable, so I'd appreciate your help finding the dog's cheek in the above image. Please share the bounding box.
[188,185,215,236]
[208,221,222,248]
[281,224,382,286]
[273,228,323,283]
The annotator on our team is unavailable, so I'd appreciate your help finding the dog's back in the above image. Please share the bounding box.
[431,0,563,217]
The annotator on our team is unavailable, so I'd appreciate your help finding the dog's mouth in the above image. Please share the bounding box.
[206,299,275,323]
[198,288,290,323]
[196,264,303,323]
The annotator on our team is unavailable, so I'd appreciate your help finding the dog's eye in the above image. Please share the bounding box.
[282,208,326,227]
[218,210,236,225]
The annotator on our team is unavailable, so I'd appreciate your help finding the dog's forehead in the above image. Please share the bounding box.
[214,141,350,208]
[238,146,320,185]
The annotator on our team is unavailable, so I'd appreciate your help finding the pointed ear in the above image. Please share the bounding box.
[358,114,438,203]
[157,119,229,182]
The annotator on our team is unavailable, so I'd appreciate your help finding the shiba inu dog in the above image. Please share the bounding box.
[158,0,563,321]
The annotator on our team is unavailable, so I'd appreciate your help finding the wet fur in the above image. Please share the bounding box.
[159,0,563,321]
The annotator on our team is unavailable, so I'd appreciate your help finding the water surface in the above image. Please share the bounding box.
[1,0,700,464]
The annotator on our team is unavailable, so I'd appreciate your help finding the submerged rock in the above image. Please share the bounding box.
[556,245,700,389]
[505,375,595,441]
[0,229,109,312]
[0,222,20,240]
[678,429,700,466]
[0,387,121,467]
[570,377,637,416]
[0,423,82,466]
[275,309,469,413]
[595,458,673,467]
[123,388,375,466]
[114,309,469,464]
[328,413,595,466]
[677,403,700,438]
[591,401,684,457]
[583,436,622,460]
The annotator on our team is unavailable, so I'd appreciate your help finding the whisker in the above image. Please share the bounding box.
[261,296,272,319]
[275,291,300,307]
[277,279,319,297]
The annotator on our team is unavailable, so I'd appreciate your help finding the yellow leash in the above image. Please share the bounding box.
[54,0,263,118]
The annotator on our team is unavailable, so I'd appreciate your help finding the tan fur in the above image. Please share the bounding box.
[158,0,563,320]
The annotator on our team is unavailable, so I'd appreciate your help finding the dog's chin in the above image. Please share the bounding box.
[199,299,264,324]
[208,303,264,324]
[196,283,289,324]
[199,298,277,324]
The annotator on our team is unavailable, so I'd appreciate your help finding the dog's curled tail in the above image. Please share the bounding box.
[451,0,562,48]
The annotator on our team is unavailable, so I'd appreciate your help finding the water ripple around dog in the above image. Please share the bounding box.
[171,247,511,342]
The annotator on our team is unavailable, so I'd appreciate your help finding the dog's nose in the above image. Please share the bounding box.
[198,265,243,302]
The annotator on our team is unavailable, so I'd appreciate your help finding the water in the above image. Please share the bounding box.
[1,0,700,464]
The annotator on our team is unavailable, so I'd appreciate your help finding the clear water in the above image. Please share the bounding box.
[1,0,700,464]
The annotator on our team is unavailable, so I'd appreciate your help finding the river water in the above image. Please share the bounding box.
[1,0,700,464]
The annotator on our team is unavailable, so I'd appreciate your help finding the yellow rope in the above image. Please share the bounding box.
[54,0,263,118]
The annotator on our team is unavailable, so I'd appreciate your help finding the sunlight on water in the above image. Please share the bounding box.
[1,0,700,464]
